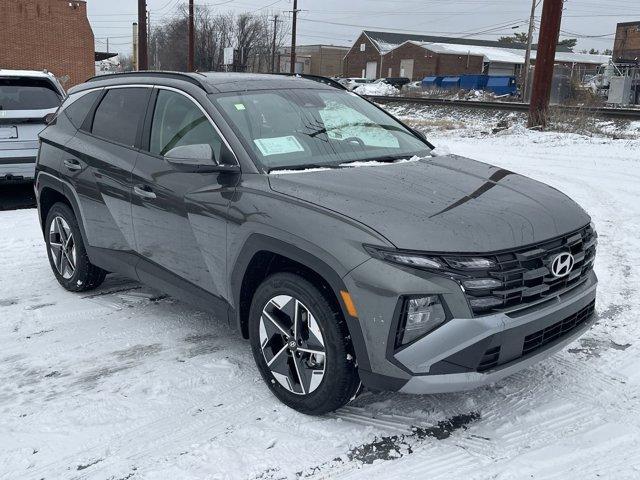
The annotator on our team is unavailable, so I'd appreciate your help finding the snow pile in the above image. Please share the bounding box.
[355,82,399,96]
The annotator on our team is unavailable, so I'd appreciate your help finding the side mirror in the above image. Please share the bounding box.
[164,143,241,174]
[164,144,215,165]
[44,112,57,125]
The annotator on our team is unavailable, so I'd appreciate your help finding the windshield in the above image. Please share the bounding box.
[213,89,431,171]
[0,78,62,111]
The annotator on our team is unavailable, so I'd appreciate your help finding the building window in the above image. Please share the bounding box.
[360,43,366,52]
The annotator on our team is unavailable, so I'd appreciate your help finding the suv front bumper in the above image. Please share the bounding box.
[344,258,597,394]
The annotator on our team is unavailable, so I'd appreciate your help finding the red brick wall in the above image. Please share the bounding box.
[436,53,484,76]
[613,22,640,61]
[343,33,382,78]
[0,0,94,88]
[382,43,484,80]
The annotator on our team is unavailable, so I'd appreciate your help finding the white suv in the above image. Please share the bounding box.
[339,77,374,91]
[1,70,65,182]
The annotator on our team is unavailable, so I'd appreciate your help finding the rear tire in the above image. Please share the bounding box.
[44,202,107,292]
[249,272,360,415]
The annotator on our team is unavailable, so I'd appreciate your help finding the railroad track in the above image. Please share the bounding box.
[365,95,640,120]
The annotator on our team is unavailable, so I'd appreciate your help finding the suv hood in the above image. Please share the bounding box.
[268,156,590,253]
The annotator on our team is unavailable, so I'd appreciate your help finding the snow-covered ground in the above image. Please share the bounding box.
[1,109,640,480]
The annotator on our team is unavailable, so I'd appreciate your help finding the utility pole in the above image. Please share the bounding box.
[132,22,139,71]
[271,15,279,73]
[522,0,537,100]
[137,0,148,70]
[106,38,109,53]
[289,0,299,74]
[147,10,152,69]
[188,0,195,71]
[528,0,563,128]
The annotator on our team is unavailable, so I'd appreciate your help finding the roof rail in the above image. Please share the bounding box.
[84,71,207,90]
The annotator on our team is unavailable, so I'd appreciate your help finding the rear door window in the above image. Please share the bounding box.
[0,77,61,110]
[91,88,151,147]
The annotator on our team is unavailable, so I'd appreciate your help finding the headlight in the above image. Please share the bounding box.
[364,246,444,270]
[444,256,496,270]
[364,246,495,272]
[396,295,447,347]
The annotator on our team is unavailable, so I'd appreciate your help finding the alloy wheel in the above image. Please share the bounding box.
[259,295,326,395]
[49,216,76,280]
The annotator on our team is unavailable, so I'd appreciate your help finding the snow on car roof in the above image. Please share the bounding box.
[0,69,58,79]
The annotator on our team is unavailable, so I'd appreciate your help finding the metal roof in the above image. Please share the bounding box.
[391,41,610,66]
[362,30,571,54]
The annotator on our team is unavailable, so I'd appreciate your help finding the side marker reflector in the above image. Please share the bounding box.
[340,291,358,318]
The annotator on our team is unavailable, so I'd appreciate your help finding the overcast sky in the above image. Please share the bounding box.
[88,0,640,56]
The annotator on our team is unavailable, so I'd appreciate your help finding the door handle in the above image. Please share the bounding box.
[63,159,82,171]
[134,185,157,200]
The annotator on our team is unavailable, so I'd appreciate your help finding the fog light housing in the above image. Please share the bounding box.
[397,295,447,347]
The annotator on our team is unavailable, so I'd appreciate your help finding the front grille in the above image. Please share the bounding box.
[522,300,596,356]
[463,224,597,315]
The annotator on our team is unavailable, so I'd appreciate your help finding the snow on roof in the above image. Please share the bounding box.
[0,69,58,79]
[530,50,611,65]
[391,41,611,66]
[363,30,534,54]
[412,42,526,64]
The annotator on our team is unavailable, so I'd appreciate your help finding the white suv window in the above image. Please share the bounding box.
[0,78,61,110]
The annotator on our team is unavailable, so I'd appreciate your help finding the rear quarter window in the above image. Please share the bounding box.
[63,90,101,129]
[91,88,150,147]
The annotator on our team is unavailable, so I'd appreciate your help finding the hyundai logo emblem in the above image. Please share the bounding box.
[551,252,575,278]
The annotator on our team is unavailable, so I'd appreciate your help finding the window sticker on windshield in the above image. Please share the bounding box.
[254,136,305,156]
[234,103,246,111]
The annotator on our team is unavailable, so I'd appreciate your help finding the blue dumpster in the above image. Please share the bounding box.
[485,76,517,95]
[459,74,489,90]
[421,76,438,89]
[441,76,461,89]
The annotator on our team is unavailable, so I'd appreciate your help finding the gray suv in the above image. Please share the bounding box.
[35,72,598,414]
[1,69,64,181]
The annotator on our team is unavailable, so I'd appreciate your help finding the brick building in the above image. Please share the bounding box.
[613,21,640,62]
[343,30,609,81]
[278,45,349,77]
[0,0,95,87]
[342,31,529,79]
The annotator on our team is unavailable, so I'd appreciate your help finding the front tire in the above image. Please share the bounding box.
[248,273,360,415]
[44,202,107,292]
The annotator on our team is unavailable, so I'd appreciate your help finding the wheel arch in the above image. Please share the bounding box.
[36,173,90,248]
[230,234,371,371]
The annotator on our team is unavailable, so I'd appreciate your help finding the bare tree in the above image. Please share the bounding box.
[149,5,288,73]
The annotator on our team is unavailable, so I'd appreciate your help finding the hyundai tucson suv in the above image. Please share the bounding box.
[1,69,65,182]
[35,72,598,415]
